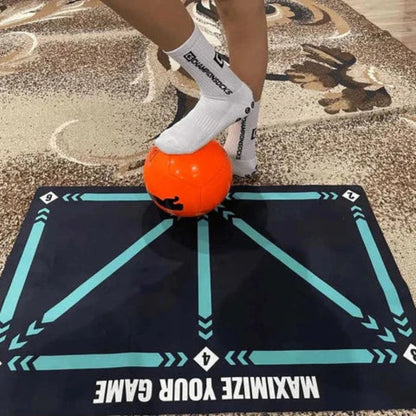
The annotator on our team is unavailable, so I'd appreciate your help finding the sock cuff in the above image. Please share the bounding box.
[163,23,201,57]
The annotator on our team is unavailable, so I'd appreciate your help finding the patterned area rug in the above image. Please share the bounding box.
[1,0,416,414]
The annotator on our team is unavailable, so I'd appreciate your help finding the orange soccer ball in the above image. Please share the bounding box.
[143,140,233,217]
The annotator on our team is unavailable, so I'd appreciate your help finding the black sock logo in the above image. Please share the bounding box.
[251,128,257,141]
[236,117,248,160]
[151,194,184,211]
[214,52,225,68]
[182,50,233,95]
[184,51,196,62]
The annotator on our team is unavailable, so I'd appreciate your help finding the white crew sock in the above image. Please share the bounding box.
[224,100,260,176]
[155,25,254,154]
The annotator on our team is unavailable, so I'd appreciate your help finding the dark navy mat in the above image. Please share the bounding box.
[0,186,415,415]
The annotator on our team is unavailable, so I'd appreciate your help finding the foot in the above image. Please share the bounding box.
[155,83,254,154]
[228,156,257,177]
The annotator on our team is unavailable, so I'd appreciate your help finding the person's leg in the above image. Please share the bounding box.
[101,0,194,51]
[216,0,268,102]
[218,0,268,176]
[102,0,254,155]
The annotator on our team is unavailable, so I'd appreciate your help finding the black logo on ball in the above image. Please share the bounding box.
[151,194,184,211]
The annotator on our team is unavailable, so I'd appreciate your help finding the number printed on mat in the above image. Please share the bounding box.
[403,344,416,365]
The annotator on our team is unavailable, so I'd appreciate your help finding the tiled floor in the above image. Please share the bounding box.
[344,0,416,52]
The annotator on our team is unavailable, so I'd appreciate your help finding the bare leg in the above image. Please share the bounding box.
[100,0,263,155]
[216,0,268,101]
[101,0,267,100]
[101,0,194,51]
[218,0,267,175]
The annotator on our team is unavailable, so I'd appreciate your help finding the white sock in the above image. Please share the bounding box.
[224,100,260,176]
[155,25,254,154]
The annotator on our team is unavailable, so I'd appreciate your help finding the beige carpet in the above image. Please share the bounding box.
[1,0,415,414]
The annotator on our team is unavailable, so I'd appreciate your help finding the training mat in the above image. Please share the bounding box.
[0,185,415,415]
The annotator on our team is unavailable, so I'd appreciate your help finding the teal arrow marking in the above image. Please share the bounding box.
[9,320,45,350]
[398,327,413,337]
[21,355,34,371]
[231,218,363,319]
[8,356,20,371]
[232,192,322,201]
[355,218,405,318]
[351,206,362,212]
[373,349,385,363]
[33,353,163,370]
[372,349,397,363]
[35,215,48,222]
[80,193,152,202]
[362,315,378,330]
[225,351,235,365]
[9,335,27,350]
[27,321,44,336]
[386,349,398,363]
[321,192,329,200]
[197,219,212,320]
[223,211,234,220]
[353,212,365,219]
[331,192,338,200]
[199,330,213,340]
[63,194,70,202]
[37,208,50,215]
[373,349,397,363]
[378,327,396,343]
[0,335,6,343]
[0,221,46,324]
[42,219,173,324]
[198,320,212,329]
[0,324,10,335]
[165,353,175,367]
[72,193,80,201]
[178,352,188,367]
[394,316,408,326]
[238,351,249,365]
[250,349,376,365]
